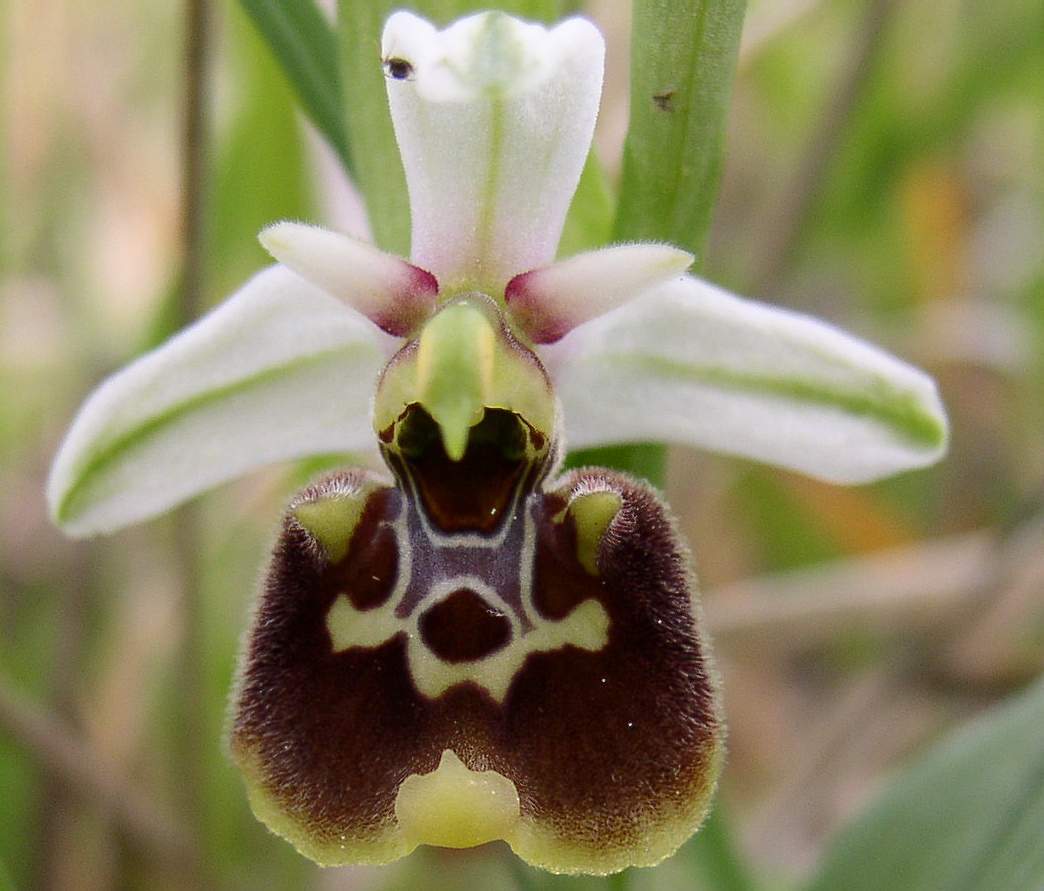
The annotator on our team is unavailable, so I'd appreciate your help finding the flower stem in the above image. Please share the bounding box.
[574,0,749,489]
[172,0,211,861]
[614,0,748,256]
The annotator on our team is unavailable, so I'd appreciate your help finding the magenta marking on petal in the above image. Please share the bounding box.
[372,265,439,337]
[504,271,571,344]
[503,271,531,307]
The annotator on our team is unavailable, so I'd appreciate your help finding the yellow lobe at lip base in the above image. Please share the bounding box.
[395,749,521,848]
[415,302,496,460]
[556,490,622,576]
[292,482,379,563]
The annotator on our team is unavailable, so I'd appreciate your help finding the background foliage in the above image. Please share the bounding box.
[1,0,1043,889]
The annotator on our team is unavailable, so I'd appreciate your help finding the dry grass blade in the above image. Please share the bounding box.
[0,678,199,875]
[705,531,996,649]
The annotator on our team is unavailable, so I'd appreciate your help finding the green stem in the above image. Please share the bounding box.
[614,0,748,256]
[574,0,748,487]
[172,0,211,869]
[583,6,753,881]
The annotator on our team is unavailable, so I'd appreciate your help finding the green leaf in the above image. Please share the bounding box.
[566,443,667,489]
[338,0,410,254]
[238,0,351,171]
[807,677,1044,891]
[614,0,748,256]
[684,805,761,891]
[557,151,615,258]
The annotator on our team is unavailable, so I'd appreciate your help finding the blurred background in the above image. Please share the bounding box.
[1,0,1042,889]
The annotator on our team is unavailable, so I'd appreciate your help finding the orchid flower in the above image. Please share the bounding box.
[46,10,947,877]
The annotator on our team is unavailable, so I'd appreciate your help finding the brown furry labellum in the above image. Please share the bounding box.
[229,317,724,876]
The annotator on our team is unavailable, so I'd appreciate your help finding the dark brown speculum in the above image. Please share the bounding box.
[230,321,723,874]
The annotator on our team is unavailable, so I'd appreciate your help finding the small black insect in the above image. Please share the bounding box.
[383,57,415,80]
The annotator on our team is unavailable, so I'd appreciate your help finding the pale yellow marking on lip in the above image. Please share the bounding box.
[554,490,622,576]
[327,586,609,702]
[323,487,612,704]
[408,595,609,701]
[233,733,724,873]
[327,596,403,648]
[293,485,377,563]
[395,749,520,848]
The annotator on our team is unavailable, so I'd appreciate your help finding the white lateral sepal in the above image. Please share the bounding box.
[47,265,387,537]
[545,275,949,484]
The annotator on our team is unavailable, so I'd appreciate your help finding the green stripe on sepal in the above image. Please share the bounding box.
[54,348,367,530]
[623,356,948,450]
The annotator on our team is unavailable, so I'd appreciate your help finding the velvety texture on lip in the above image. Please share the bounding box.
[230,454,723,873]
